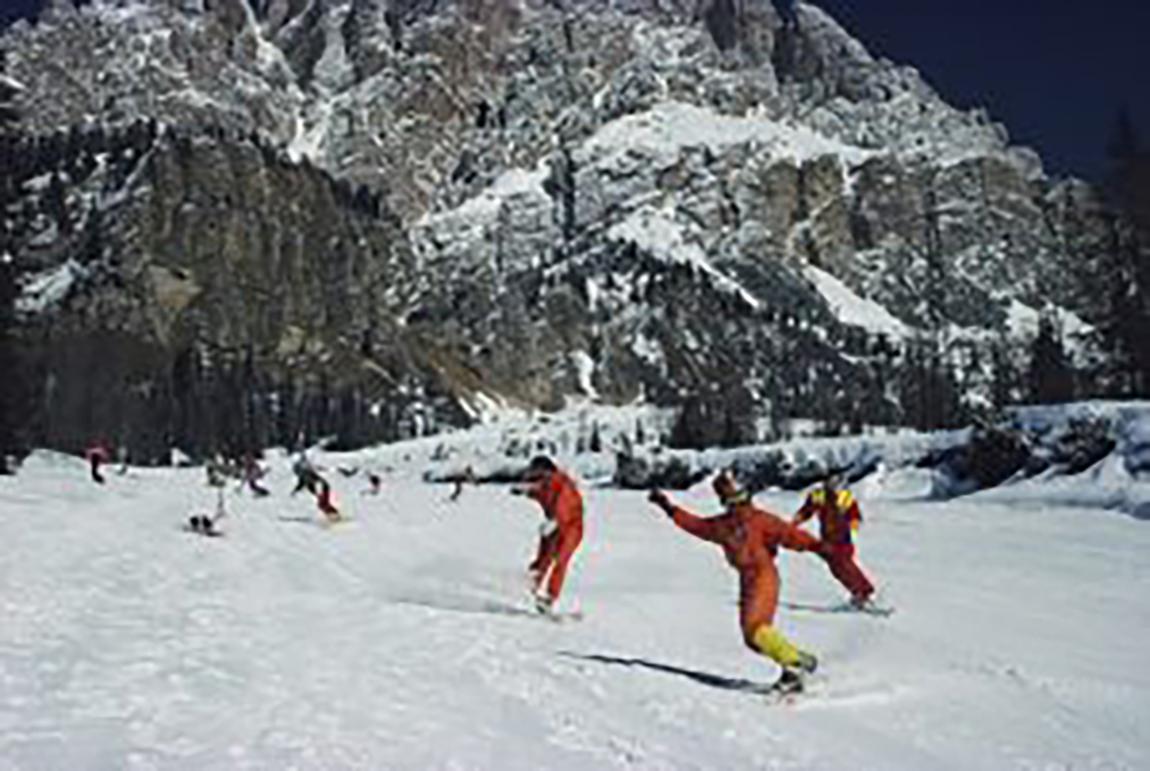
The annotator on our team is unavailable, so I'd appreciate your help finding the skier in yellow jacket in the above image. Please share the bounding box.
[793,470,876,608]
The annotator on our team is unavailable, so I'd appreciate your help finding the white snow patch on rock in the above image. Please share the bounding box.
[608,206,761,310]
[571,351,598,399]
[804,265,910,339]
[1006,299,1092,339]
[17,259,85,313]
[579,100,872,170]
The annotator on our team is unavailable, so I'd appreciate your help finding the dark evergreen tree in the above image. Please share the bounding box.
[589,421,602,453]
[0,255,26,473]
[1027,313,1075,404]
[669,394,710,450]
[1098,109,1150,395]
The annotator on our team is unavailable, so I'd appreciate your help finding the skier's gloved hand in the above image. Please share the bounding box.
[539,519,559,537]
[648,489,672,513]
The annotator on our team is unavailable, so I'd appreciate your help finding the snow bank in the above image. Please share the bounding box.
[615,429,966,495]
[926,402,1150,518]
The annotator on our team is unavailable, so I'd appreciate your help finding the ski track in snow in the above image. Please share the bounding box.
[1,455,1149,769]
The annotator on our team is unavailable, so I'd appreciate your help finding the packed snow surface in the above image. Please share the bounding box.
[1,442,1148,769]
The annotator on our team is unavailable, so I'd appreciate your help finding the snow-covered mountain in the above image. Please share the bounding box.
[0,0,1121,458]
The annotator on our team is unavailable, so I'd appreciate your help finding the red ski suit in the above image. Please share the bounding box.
[316,478,340,521]
[669,501,821,649]
[86,444,110,484]
[794,488,875,601]
[526,470,584,602]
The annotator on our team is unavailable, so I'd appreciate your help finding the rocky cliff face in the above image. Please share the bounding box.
[2,122,467,460]
[0,0,1123,458]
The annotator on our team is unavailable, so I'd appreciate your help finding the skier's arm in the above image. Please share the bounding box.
[792,495,815,526]
[649,490,723,543]
[510,478,547,502]
[525,479,548,504]
[848,499,862,532]
[767,513,823,553]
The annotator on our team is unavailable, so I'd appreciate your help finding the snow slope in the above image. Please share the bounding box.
[1,451,1148,769]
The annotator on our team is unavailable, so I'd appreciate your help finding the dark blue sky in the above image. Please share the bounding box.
[3,0,1147,180]
[816,0,1150,181]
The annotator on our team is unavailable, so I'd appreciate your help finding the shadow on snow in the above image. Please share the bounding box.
[560,652,771,693]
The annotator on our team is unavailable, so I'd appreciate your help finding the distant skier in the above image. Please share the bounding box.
[116,446,129,476]
[649,471,826,694]
[793,470,877,609]
[365,473,382,496]
[291,452,323,496]
[85,441,111,484]
[315,477,342,523]
[188,490,228,537]
[450,465,477,502]
[206,454,229,488]
[512,456,584,614]
[241,453,271,497]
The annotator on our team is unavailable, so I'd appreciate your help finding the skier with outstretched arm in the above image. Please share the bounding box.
[793,469,877,609]
[291,452,323,496]
[649,471,827,694]
[512,456,584,614]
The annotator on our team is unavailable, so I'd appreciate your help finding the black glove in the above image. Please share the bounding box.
[648,489,672,513]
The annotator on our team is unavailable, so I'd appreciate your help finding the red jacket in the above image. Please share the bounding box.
[528,470,583,530]
[670,502,821,574]
[86,445,110,463]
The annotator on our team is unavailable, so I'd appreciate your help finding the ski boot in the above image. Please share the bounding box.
[772,668,805,696]
[533,593,554,616]
[772,650,817,696]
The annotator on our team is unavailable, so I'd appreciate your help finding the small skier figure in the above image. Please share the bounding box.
[189,490,228,537]
[85,440,111,484]
[241,453,271,497]
[649,471,827,695]
[512,456,584,615]
[206,454,228,487]
[315,477,342,523]
[450,465,477,502]
[116,446,129,476]
[365,473,382,496]
[793,469,877,609]
[291,452,323,496]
